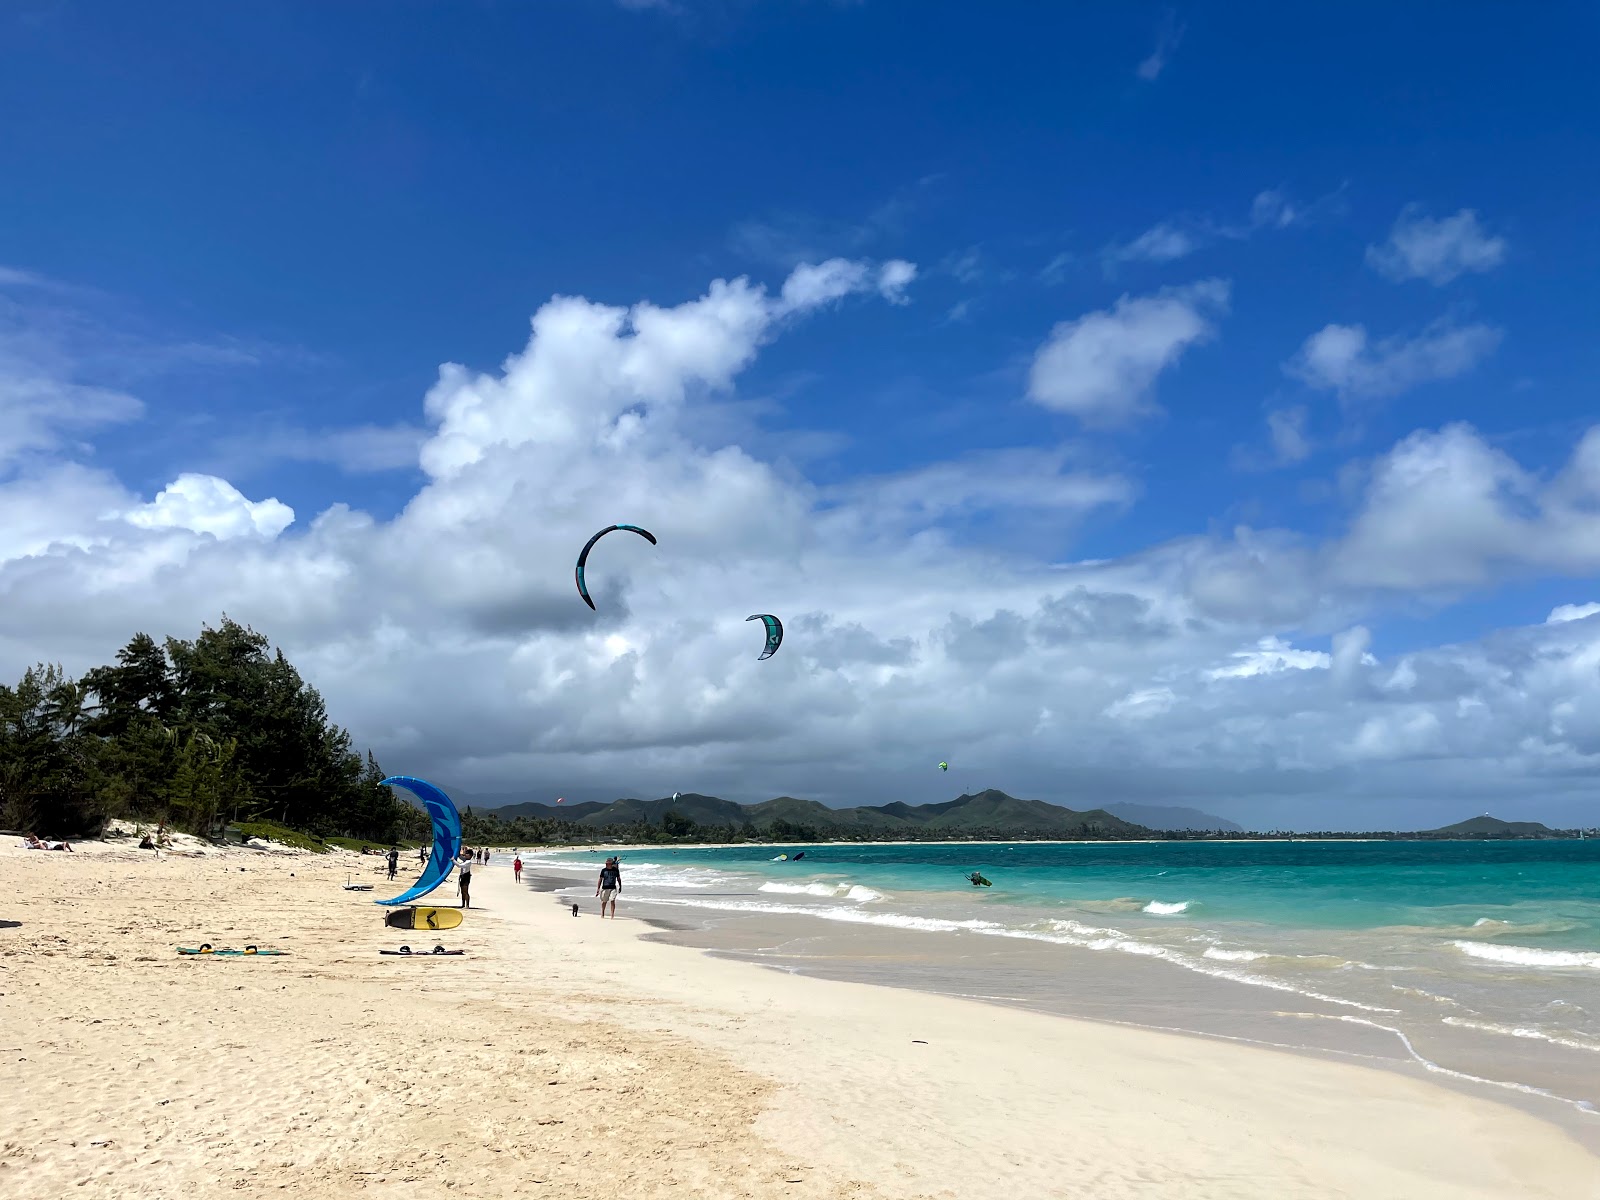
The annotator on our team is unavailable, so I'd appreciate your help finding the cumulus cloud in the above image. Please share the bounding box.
[6,263,1600,827]
[1285,318,1501,401]
[1366,207,1507,286]
[120,474,295,540]
[1027,279,1229,427]
[1330,424,1600,590]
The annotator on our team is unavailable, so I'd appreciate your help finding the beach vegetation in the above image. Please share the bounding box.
[0,617,426,843]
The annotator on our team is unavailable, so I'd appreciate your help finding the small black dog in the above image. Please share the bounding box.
[571,903,580,917]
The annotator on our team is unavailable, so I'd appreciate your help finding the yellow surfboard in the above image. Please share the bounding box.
[384,906,464,931]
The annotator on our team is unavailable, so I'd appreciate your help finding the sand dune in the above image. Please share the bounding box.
[1,840,1595,1198]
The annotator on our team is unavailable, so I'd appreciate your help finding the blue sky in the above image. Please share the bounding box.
[3,2,1600,828]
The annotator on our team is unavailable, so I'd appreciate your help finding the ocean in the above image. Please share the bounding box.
[521,838,1600,1131]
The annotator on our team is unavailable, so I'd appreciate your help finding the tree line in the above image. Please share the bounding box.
[0,617,424,842]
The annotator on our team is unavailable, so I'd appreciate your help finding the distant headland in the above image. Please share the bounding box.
[456,790,1596,846]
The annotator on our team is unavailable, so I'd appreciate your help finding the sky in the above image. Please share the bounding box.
[2,1,1599,830]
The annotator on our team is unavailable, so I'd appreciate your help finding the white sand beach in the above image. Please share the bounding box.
[2,840,1596,1199]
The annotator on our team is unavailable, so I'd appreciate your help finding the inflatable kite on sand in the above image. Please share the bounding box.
[575,524,657,611]
[375,776,462,907]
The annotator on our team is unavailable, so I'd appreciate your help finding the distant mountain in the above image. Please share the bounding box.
[485,789,1149,838]
[489,799,609,822]
[1426,815,1554,836]
[1103,803,1243,833]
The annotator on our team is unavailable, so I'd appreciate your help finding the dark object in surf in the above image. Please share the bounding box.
[967,872,992,887]
[793,852,806,860]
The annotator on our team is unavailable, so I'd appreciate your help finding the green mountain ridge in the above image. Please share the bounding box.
[483,789,1147,836]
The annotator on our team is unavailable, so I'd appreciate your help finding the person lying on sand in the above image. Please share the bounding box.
[23,834,73,852]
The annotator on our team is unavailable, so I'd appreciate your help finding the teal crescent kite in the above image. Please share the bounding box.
[746,613,784,660]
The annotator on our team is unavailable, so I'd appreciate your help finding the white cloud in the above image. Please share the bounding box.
[1104,223,1199,267]
[1548,603,1600,625]
[1206,635,1330,679]
[824,446,1135,535]
[1285,318,1501,401]
[1027,280,1229,427]
[1136,9,1185,81]
[1250,190,1297,230]
[7,266,1600,827]
[941,247,985,285]
[1265,406,1312,465]
[1330,423,1600,590]
[1366,207,1507,286]
[0,372,142,469]
[121,473,295,539]
[877,260,917,304]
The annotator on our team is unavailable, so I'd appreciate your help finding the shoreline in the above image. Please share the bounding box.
[516,850,1600,1151]
[494,836,1586,851]
[4,839,1598,1198]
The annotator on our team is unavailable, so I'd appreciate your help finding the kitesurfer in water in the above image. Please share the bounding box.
[596,857,622,918]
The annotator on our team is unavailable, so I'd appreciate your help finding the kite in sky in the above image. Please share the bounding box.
[746,613,784,660]
[575,524,657,611]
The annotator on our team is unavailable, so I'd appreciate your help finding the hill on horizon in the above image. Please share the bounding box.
[1425,815,1554,836]
[479,789,1148,837]
[1102,802,1243,833]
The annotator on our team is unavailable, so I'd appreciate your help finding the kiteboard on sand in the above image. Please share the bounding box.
[381,945,464,956]
[384,906,464,931]
[177,944,287,955]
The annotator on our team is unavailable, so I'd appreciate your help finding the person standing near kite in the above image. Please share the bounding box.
[456,849,474,909]
[385,847,399,881]
[596,856,622,918]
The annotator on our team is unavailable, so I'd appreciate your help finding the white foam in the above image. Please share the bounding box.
[757,881,883,903]
[1203,947,1268,962]
[1333,1016,1600,1118]
[1143,900,1192,915]
[760,881,843,897]
[1441,1017,1600,1055]
[635,896,1398,1014]
[1453,941,1600,970]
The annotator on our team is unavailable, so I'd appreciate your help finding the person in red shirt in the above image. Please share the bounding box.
[512,855,523,883]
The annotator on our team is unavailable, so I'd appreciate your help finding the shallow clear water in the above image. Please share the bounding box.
[524,839,1600,1123]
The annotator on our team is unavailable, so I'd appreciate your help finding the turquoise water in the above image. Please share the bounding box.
[526,838,1600,1118]
[613,839,1600,947]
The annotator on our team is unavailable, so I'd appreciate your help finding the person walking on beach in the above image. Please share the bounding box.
[512,855,523,883]
[386,847,399,880]
[596,856,622,918]
[456,850,474,909]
